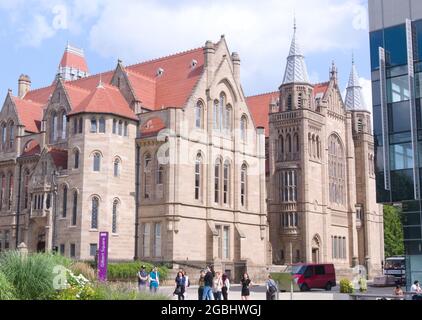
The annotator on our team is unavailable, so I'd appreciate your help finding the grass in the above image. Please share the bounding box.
[0,270,16,300]
[91,282,169,300]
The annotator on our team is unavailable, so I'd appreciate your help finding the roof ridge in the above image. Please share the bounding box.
[64,82,92,93]
[24,84,54,96]
[126,46,204,69]
[246,91,279,98]
[313,81,330,86]
[125,69,156,83]
[12,95,43,106]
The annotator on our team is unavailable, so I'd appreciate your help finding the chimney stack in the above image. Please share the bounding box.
[231,52,241,84]
[18,74,31,98]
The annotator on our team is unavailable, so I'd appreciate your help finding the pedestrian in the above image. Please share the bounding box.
[149,266,160,294]
[411,280,422,300]
[222,273,230,300]
[137,265,149,292]
[174,271,186,300]
[202,266,214,300]
[266,274,278,300]
[213,272,223,300]
[183,270,190,299]
[393,285,404,300]
[240,273,254,300]
[198,270,206,300]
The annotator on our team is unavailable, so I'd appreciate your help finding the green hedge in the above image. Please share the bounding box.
[106,262,169,282]
[0,270,16,300]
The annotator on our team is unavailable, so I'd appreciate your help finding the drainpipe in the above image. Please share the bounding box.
[15,163,22,248]
[52,170,58,252]
[134,128,141,261]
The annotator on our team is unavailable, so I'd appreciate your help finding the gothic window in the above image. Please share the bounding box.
[225,105,232,133]
[8,122,14,149]
[281,212,299,228]
[72,191,77,226]
[0,174,5,210]
[195,101,203,129]
[223,161,230,205]
[279,170,298,203]
[112,199,118,234]
[74,149,80,169]
[144,154,152,199]
[195,153,202,201]
[357,118,364,133]
[219,93,225,131]
[99,117,106,133]
[328,134,345,205]
[61,111,67,139]
[93,153,101,172]
[51,113,58,142]
[62,185,68,218]
[91,197,99,229]
[8,173,13,210]
[156,165,164,185]
[287,94,292,111]
[214,159,221,203]
[316,136,321,159]
[240,115,247,142]
[241,164,248,207]
[114,158,120,177]
[90,118,97,133]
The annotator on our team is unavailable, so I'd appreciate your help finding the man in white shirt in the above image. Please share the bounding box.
[410,280,422,300]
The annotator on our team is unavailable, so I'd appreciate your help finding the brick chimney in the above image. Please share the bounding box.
[18,74,31,98]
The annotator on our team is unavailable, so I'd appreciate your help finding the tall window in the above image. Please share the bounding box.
[195,101,203,129]
[240,116,247,142]
[93,153,101,172]
[195,153,202,200]
[51,114,58,142]
[287,134,292,153]
[1,123,6,149]
[62,186,68,218]
[240,164,247,207]
[78,118,83,133]
[112,199,118,234]
[225,105,232,133]
[328,134,345,205]
[8,123,14,149]
[61,112,67,139]
[213,100,220,130]
[8,174,13,210]
[0,174,5,210]
[114,158,120,177]
[73,118,78,135]
[279,170,298,203]
[90,118,97,133]
[223,226,230,260]
[74,150,80,169]
[144,154,152,199]
[156,165,164,184]
[287,94,292,111]
[298,93,303,108]
[99,117,106,133]
[278,135,284,160]
[118,121,123,136]
[72,192,77,226]
[214,160,221,203]
[23,170,30,209]
[124,122,128,137]
[112,119,117,134]
[153,223,161,257]
[223,161,230,205]
[281,212,299,228]
[91,197,99,229]
[142,223,151,257]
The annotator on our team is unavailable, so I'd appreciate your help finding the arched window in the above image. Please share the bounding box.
[93,153,101,172]
[61,112,67,139]
[195,101,203,129]
[219,93,225,131]
[51,113,58,142]
[223,161,230,205]
[1,123,6,150]
[0,174,5,210]
[213,100,220,130]
[91,197,99,229]
[240,164,247,207]
[156,165,164,184]
[112,199,118,234]
[225,105,232,133]
[144,154,152,199]
[316,136,321,159]
[118,120,123,136]
[8,173,13,210]
[62,186,68,218]
[287,134,292,153]
[278,135,284,160]
[9,122,14,149]
[328,134,345,205]
[78,118,83,133]
[99,117,106,133]
[287,94,292,111]
[72,191,77,226]
[74,149,80,169]
[124,122,128,137]
[294,133,300,153]
[240,115,247,142]
[90,118,97,133]
[23,170,30,210]
[114,158,120,177]
[214,159,221,203]
[195,153,202,200]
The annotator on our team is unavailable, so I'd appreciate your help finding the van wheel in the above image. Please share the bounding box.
[300,284,310,292]
[325,283,332,291]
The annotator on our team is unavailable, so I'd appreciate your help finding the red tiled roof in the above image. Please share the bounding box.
[126,70,156,109]
[23,85,54,104]
[68,83,137,121]
[12,96,44,133]
[314,82,330,97]
[63,83,91,109]
[49,148,68,170]
[246,92,279,137]
[126,47,204,110]
[60,48,89,73]
[140,117,166,138]
[67,71,114,91]
[21,140,41,157]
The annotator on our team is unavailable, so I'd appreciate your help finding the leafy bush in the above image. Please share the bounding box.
[0,251,70,300]
[339,279,354,294]
[107,262,168,282]
[54,269,95,300]
[0,271,16,300]
[69,262,96,282]
[91,282,169,300]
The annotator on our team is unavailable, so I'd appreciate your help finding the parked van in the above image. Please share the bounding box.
[285,263,336,291]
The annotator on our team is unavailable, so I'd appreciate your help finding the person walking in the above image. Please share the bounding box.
[149,266,160,294]
[213,272,223,300]
[393,285,404,300]
[174,271,186,301]
[411,280,422,300]
[202,266,214,300]
[183,270,190,299]
[240,273,254,300]
[266,274,278,300]
[198,270,206,300]
[222,274,230,300]
[137,265,149,292]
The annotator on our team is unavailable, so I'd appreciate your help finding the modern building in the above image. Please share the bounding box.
[251,24,384,277]
[369,0,422,287]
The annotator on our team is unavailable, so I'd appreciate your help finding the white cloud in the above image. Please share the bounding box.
[19,14,56,47]
[360,76,373,111]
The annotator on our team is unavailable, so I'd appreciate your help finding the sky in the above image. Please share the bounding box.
[0,0,372,108]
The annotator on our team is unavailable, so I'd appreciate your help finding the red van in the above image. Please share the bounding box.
[286,263,336,291]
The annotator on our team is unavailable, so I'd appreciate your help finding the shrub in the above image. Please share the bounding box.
[339,279,354,294]
[69,262,96,282]
[107,262,168,282]
[0,271,16,300]
[54,269,95,300]
[0,251,70,300]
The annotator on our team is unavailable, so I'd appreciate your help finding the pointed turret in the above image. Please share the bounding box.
[282,21,310,85]
[345,57,366,111]
[57,43,90,81]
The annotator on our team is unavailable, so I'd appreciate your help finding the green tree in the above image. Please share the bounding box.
[383,205,405,257]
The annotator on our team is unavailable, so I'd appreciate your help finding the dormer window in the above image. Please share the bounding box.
[190,59,198,69]
[156,68,164,77]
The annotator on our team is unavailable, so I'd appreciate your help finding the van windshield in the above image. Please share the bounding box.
[284,265,306,275]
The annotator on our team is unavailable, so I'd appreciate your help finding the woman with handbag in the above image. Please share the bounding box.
[174,271,186,300]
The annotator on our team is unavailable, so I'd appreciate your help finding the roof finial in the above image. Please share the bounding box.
[293,12,297,32]
[352,51,355,65]
[97,74,104,89]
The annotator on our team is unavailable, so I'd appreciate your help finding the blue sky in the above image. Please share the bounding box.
[0,0,371,105]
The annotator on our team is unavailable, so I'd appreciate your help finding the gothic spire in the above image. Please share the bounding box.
[282,20,310,85]
[345,57,366,111]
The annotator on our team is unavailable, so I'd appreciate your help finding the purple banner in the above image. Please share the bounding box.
[97,232,109,282]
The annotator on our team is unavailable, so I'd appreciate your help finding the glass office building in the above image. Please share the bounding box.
[369,0,422,288]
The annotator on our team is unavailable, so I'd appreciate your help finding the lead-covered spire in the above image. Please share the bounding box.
[282,21,310,85]
[345,57,366,111]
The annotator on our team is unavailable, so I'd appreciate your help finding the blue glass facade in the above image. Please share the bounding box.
[371,20,422,288]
